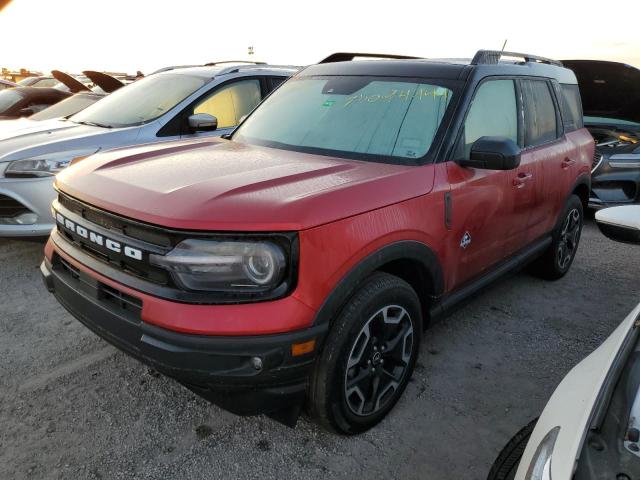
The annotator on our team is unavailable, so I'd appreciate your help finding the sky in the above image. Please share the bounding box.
[1,0,638,74]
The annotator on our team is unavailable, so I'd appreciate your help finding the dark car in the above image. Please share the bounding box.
[563,60,640,208]
[0,78,18,90]
[0,87,71,119]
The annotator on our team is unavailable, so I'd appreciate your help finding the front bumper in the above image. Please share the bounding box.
[0,174,56,236]
[589,160,640,209]
[41,254,327,422]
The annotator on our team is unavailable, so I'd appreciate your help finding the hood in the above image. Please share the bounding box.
[0,121,133,163]
[56,139,432,231]
[562,60,640,124]
[82,71,125,93]
[51,70,91,93]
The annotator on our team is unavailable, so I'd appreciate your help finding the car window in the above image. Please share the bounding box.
[522,80,559,147]
[234,76,454,162]
[267,76,287,92]
[193,79,262,129]
[456,79,518,160]
[31,94,99,121]
[559,83,583,131]
[0,89,24,113]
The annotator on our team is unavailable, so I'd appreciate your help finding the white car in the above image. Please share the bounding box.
[489,205,640,480]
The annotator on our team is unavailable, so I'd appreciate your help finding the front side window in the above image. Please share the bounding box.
[234,76,454,163]
[522,80,559,147]
[71,73,206,128]
[193,79,261,129]
[0,89,24,113]
[456,79,518,160]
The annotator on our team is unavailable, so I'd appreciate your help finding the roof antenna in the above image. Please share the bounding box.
[501,39,508,52]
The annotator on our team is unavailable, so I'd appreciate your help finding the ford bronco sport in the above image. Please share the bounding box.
[41,51,593,434]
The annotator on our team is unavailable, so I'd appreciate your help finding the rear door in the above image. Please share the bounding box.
[517,78,571,243]
[446,78,523,287]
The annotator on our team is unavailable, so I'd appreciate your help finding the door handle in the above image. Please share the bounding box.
[561,158,576,169]
[513,172,533,188]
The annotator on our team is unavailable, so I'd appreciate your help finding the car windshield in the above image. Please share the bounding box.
[70,73,207,128]
[30,94,101,121]
[234,76,454,163]
[0,89,24,113]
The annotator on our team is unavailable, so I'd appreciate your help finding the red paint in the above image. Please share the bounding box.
[49,128,593,336]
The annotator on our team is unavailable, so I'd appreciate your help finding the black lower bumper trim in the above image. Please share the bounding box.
[41,256,326,421]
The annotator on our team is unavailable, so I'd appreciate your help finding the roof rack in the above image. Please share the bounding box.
[471,50,563,67]
[319,52,422,64]
[204,60,267,66]
[216,64,300,76]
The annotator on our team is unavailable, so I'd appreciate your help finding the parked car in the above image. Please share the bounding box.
[0,62,297,236]
[488,204,640,480]
[41,50,592,433]
[0,78,18,90]
[562,60,640,209]
[0,87,71,120]
[18,76,61,89]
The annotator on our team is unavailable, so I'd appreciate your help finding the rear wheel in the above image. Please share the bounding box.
[487,419,538,480]
[530,194,583,280]
[307,272,422,434]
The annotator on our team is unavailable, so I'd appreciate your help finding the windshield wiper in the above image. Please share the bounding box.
[74,120,112,129]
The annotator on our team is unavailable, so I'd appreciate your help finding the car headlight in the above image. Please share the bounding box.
[609,153,640,169]
[150,239,288,292]
[524,427,560,480]
[4,148,99,178]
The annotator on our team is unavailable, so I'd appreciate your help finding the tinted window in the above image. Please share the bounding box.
[522,80,558,147]
[267,76,286,91]
[71,73,206,128]
[234,76,454,162]
[457,79,518,159]
[559,84,583,130]
[194,79,261,129]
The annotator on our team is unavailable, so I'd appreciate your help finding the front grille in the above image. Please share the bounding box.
[0,194,30,218]
[592,152,604,173]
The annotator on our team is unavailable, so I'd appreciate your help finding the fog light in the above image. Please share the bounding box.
[251,357,263,371]
[15,212,38,225]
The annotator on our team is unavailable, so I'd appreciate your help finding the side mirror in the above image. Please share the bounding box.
[595,206,640,245]
[18,107,34,117]
[459,136,521,170]
[188,113,217,132]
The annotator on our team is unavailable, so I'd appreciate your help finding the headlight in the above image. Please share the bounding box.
[4,148,99,178]
[609,153,640,169]
[524,427,560,480]
[150,239,287,292]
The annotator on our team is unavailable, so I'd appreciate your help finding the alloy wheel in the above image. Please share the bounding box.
[344,305,414,417]
[557,208,581,270]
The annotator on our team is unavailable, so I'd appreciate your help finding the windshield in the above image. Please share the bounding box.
[234,76,454,163]
[30,94,100,121]
[0,89,24,113]
[70,73,206,128]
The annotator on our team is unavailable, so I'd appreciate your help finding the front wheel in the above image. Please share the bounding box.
[307,272,422,434]
[530,194,583,280]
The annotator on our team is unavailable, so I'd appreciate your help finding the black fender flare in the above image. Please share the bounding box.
[312,240,444,327]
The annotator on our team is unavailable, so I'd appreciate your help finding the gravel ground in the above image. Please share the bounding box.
[1,220,639,480]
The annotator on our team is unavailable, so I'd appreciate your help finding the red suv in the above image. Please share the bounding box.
[41,51,593,434]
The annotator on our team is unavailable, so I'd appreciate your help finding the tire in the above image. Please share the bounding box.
[487,419,538,480]
[530,194,583,280]
[307,272,422,434]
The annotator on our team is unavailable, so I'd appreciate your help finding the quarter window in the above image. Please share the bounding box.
[193,79,262,129]
[522,80,559,147]
[559,84,584,131]
[457,79,518,160]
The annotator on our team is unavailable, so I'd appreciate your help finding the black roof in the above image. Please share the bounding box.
[302,51,577,84]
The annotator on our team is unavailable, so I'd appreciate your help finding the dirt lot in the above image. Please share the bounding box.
[1,220,639,480]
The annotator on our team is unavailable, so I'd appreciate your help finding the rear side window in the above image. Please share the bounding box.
[559,84,584,131]
[521,80,558,147]
[456,79,518,159]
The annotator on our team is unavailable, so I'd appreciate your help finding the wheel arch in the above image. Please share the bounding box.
[571,174,591,211]
[312,241,444,329]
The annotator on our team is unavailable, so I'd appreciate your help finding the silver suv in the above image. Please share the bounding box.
[0,62,298,236]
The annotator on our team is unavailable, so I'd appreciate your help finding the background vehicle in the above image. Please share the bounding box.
[18,76,60,88]
[42,51,592,433]
[563,60,640,209]
[488,205,640,480]
[0,62,297,236]
[0,87,71,119]
[0,78,17,90]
